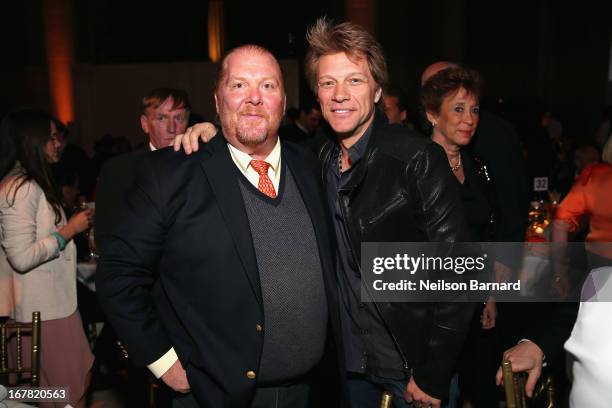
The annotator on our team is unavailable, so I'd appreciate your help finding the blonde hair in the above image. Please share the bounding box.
[141,88,191,115]
[305,17,388,93]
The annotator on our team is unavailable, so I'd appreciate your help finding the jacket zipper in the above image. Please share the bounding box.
[338,192,411,374]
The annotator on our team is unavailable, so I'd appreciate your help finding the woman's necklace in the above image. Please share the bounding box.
[450,154,462,172]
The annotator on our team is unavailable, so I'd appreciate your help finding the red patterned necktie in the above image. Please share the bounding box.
[250,160,277,198]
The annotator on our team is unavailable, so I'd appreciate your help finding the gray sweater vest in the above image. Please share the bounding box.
[238,165,328,384]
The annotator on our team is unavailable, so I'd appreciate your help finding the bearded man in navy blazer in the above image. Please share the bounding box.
[96,45,344,408]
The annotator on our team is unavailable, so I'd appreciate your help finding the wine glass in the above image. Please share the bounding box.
[76,201,97,260]
[88,225,98,259]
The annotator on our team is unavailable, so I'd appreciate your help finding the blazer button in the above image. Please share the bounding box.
[246,370,257,380]
[255,324,263,332]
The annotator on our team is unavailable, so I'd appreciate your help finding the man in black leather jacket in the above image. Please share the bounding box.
[304,18,475,407]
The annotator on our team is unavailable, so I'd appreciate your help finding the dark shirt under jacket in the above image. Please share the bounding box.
[325,125,405,380]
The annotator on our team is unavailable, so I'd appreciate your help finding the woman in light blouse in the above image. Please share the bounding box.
[0,109,94,407]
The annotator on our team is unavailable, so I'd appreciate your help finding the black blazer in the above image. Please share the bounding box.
[95,135,344,407]
[94,146,149,247]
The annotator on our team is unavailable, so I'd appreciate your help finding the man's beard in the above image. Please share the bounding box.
[235,115,269,147]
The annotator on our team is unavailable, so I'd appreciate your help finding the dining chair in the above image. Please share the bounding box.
[0,311,41,387]
[502,359,555,408]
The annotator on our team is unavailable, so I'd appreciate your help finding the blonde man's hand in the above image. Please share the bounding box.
[173,122,218,154]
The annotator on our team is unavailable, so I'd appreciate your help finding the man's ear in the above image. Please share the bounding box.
[214,93,220,115]
[140,115,150,134]
[374,87,382,104]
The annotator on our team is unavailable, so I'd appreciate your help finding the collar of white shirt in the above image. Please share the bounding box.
[227,137,282,192]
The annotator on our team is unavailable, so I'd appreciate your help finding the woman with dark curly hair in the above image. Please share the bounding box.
[0,109,94,407]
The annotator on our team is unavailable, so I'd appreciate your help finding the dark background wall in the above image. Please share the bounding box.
[377,0,612,136]
[1,0,610,141]
[0,1,49,114]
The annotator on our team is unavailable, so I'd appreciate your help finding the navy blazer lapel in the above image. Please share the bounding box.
[199,136,263,308]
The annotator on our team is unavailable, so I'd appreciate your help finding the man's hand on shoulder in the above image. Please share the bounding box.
[173,122,218,154]
[404,376,441,408]
[161,359,191,393]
